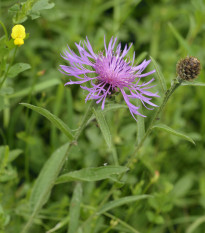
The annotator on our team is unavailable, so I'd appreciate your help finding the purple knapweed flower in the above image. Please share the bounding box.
[60,37,159,120]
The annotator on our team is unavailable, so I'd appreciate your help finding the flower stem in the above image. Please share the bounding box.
[0,46,18,89]
[0,20,8,40]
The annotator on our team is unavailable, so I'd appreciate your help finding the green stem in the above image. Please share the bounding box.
[0,46,18,89]
[24,73,39,182]
[0,20,8,40]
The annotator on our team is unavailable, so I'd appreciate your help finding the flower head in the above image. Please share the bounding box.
[60,37,159,120]
[176,56,200,81]
[11,24,26,46]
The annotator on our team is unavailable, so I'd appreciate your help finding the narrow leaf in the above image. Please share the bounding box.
[103,104,127,112]
[20,103,73,140]
[23,143,70,233]
[150,56,167,93]
[92,108,112,148]
[186,216,205,233]
[97,195,150,215]
[168,22,193,54]
[136,51,148,64]
[181,81,205,86]
[56,166,129,184]
[8,79,60,99]
[68,183,82,233]
[152,124,195,145]
[136,99,145,145]
[87,104,127,125]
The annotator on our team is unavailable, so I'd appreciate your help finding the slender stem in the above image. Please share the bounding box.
[24,73,39,182]
[0,46,18,89]
[0,20,8,40]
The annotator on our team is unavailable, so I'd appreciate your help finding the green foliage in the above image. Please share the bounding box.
[20,103,74,140]
[56,166,129,183]
[152,123,195,145]
[23,143,70,232]
[0,0,205,232]
[8,63,31,78]
[92,108,112,148]
[9,0,55,24]
[68,183,82,233]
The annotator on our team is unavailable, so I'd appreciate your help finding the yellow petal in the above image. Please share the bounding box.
[14,38,24,46]
[11,24,26,39]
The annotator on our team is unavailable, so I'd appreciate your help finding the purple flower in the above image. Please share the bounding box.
[60,37,159,120]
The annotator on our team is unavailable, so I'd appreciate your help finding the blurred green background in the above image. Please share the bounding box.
[0,0,205,232]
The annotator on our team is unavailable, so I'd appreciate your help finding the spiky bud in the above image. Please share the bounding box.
[176,56,200,81]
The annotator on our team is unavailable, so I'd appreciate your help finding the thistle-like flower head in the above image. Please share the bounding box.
[60,37,159,120]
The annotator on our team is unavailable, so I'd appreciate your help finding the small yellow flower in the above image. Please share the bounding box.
[11,24,26,46]
[14,38,24,46]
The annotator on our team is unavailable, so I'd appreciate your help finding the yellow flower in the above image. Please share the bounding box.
[11,24,26,46]
[14,38,24,46]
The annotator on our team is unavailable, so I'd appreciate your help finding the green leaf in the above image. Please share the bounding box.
[168,22,193,54]
[92,108,112,148]
[186,216,205,233]
[150,56,167,93]
[68,183,82,233]
[23,143,70,233]
[181,81,205,86]
[97,195,150,215]
[11,0,55,23]
[0,146,23,163]
[136,51,148,64]
[32,0,55,12]
[0,96,5,111]
[8,149,22,162]
[8,63,31,78]
[152,124,195,145]
[136,99,145,145]
[87,104,127,125]
[8,79,60,99]
[56,166,129,184]
[20,103,73,140]
[0,87,14,95]
[172,174,194,198]
[146,211,164,224]
[103,104,128,112]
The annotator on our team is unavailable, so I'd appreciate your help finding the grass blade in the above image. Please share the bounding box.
[20,103,73,140]
[97,195,150,215]
[168,22,193,54]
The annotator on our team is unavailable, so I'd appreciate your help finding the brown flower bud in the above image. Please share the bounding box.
[176,56,200,81]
